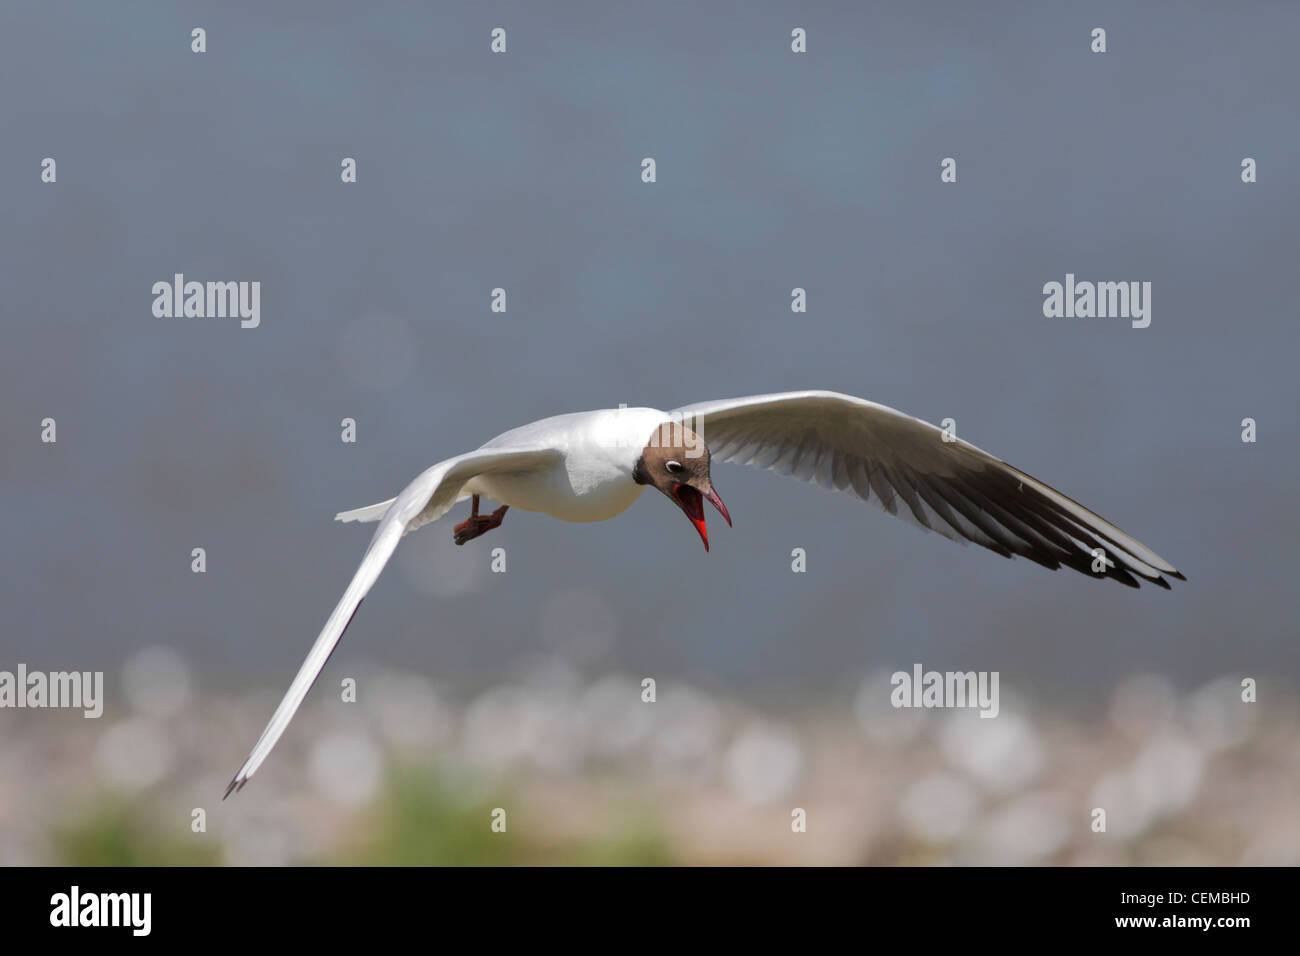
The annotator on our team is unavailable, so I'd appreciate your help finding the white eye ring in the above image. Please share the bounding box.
[666,460,684,473]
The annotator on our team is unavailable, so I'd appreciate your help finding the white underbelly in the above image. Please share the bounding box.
[466,469,645,523]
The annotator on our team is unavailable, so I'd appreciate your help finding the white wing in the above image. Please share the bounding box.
[671,390,1183,589]
[225,445,559,796]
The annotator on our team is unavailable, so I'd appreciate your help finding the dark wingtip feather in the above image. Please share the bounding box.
[1105,565,1142,588]
[223,775,242,801]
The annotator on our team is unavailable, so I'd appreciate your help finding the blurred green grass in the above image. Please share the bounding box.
[349,768,673,866]
[53,800,221,867]
[52,768,674,866]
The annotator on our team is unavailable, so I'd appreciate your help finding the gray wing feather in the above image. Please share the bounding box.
[672,390,1182,589]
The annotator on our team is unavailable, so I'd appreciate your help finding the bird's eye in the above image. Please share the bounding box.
[666,460,684,474]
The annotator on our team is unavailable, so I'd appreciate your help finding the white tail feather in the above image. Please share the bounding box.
[334,498,397,524]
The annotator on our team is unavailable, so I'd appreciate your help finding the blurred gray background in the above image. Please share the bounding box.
[0,0,1297,865]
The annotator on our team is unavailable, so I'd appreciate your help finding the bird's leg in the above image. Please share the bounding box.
[453,495,509,545]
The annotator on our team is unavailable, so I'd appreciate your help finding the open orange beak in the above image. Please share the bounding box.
[672,483,731,552]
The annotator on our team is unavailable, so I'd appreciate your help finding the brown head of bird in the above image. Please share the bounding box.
[634,422,731,551]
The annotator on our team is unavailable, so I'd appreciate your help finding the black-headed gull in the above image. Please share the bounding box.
[225,390,1182,795]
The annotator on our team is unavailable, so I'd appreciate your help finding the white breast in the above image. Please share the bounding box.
[467,406,669,523]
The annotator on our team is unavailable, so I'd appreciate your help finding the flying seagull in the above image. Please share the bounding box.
[225,390,1182,795]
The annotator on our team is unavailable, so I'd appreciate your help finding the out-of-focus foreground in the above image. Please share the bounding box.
[1,647,1294,866]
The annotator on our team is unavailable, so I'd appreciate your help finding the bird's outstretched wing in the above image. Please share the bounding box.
[225,445,559,797]
[671,390,1182,588]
